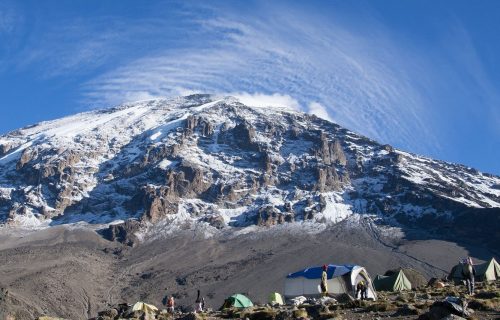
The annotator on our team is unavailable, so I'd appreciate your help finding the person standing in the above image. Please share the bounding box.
[195,289,203,313]
[166,295,175,314]
[320,264,328,297]
[462,257,476,295]
[356,281,368,300]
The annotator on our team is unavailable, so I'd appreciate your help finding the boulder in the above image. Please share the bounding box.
[101,219,141,246]
[202,214,225,229]
[422,297,471,320]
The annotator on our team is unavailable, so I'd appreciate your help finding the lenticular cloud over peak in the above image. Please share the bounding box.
[83,6,438,157]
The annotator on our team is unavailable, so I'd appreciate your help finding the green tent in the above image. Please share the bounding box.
[449,258,500,283]
[373,270,412,291]
[221,294,254,309]
[475,258,500,281]
[269,292,284,306]
[448,263,467,283]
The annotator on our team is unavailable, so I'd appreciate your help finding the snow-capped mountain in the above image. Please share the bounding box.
[0,94,499,244]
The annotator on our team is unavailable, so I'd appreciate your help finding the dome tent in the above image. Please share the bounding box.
[449,258,500,283]
[269,292,284,306]
[131,301,158,313]
[285,264,377,300]
[385,268,427,288]
[475,258,500,281]
[373,269,412,291]
[221,294,253,309]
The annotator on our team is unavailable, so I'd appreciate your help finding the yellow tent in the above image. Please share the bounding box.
[132,301,158,313]
[269,292,284,306]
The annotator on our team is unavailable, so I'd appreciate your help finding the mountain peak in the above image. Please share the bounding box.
[0,95,498,247]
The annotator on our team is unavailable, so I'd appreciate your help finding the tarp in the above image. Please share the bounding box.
[373,270,412,291]
[287,264,356,279]
[221,294,253,309]
[269,292,284,305]
[132,302,158,313]
[449,258,500,282]
[284,264,377,300]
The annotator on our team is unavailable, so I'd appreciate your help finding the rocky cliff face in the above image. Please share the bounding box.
[0,94,499,245]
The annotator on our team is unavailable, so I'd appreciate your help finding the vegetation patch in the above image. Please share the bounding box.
[468,298,500,312]
[364,301,397,312]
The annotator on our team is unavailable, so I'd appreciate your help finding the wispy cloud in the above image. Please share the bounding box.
[2,1,498,173]
[445,23,500,136]
[0,1,24,59]
[7,4,193,77]
[82,3,441,155]
[0,3,18,35]
[15,18,153,76]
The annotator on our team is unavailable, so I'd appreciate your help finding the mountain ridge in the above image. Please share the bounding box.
[0,94,498,247]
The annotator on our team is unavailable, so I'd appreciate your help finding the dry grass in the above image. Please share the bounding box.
[414,302,431,310]
[430,290,444,297]
[157,313,174,320]
[474,290,500,299]
[444,288,461,297]
[243,309,277,320]
[317,311,342,320]
[345,299,368,309]
[292,308,308,318]
[468,298,500,311]
[364,301,397,312]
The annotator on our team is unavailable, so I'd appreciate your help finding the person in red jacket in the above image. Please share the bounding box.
[166,295,175,314]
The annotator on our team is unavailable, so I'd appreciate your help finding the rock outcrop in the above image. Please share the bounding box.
[0,95,498,247]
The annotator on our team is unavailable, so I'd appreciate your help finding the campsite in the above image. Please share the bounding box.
[22,259,500,320]
[449,259,500,284]
[2,1,500,319]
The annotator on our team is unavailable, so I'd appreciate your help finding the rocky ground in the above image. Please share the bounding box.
[0,222,498,320]
[32,281,500,320]
[1,95,499,320]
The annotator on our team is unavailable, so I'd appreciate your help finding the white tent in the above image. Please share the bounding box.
[285,264,377,300]
[131,301,158,313]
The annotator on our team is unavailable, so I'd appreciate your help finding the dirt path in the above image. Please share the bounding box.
[363,218,449,274]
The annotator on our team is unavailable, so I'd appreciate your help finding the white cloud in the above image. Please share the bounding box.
[308,102,333,122]
[232,93,301,111]
[77,3,448,156]
[3,2,499,172]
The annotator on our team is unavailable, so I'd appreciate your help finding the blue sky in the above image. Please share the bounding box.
[1,0,499,174]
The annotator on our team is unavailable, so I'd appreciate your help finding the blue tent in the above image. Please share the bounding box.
[285,264,377,300]
[287,264,356,280]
